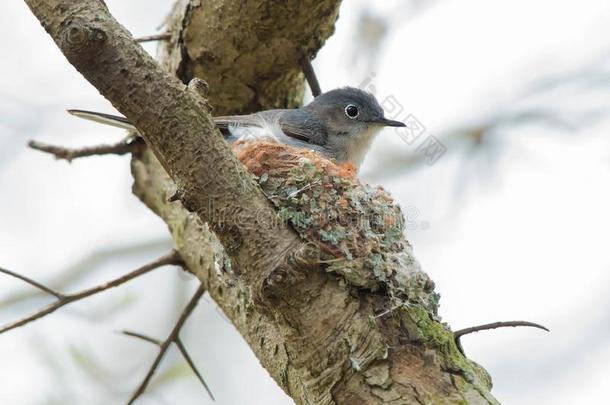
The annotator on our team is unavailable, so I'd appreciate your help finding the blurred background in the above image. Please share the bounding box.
[1,0,609,404]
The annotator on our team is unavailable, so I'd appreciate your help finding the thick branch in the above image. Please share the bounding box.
[24,0,299,285]
[160,0,341,114]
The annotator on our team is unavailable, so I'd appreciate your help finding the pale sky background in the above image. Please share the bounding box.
[1,1,609,404]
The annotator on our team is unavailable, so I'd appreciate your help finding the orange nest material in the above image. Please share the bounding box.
[233,140,357,180]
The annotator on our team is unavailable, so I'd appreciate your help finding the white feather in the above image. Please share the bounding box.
[227,114,284,142]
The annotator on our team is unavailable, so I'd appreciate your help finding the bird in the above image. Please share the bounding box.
[68,87,405,170]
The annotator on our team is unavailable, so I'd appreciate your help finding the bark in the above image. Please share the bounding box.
[24,0,499,403]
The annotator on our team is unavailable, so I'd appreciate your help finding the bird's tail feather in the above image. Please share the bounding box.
[67,109,136,131]
[68,109,239,138]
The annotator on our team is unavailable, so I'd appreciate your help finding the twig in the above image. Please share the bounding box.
[0,267,63,298]
[454,320,549,355]
[120,330,162,346]
[127,284,213,404]
[175,337,211,398]
[299,55,322,97]
[0,251,181,334]
[28,137,144,162]
[135,33,171,43]
[121,328,213,401]
[287,179,321,198]
[373,301,412,319]
[0,239,171,308]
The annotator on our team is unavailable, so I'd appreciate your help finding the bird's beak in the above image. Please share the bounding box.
[370,117,406,127]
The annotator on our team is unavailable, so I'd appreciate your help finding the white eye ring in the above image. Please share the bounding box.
[345,104,359,119]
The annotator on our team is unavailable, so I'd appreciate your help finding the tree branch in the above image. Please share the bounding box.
[299,55,322,97]
[28,137,144,162]
[121,328,211,395]
[121,330,161,346]
[454,320,550,339]
[0,251,181,334]
[454,320,550,354]
[135,33,170,43]
[0,267,63,298]
[0,239,171,308]
[23,0,300,284]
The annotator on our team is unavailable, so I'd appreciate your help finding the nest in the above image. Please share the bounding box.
[233,140,439,312]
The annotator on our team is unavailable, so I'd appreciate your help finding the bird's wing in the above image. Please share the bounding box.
[222,109,324,145]
[214,110,315,143]
[278,121,315,143]
[277,110,327,146]
[68,110,136,131]
[67,109,323,145]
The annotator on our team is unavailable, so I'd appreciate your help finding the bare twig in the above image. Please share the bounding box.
[135,33,171,43]
[373,300,412,319]
[0,251,181,334]
[120,330,162,346]
[126,284,212,403]
[454,320,550,338]
[287,179,321,198]
[454,320,550,354]
[174,337,211,397]
[0,267,63,298]
[28,137,144,162]
[0,239,171,308]
[121,327,213,401]
[299,55,322,97]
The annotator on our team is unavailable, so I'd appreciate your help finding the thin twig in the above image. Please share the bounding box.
[0,251,181,334]
[299,55,322,97]
[127,284,213,404]
[135,33,171,43]
[373,301,412,319]
[28,137,144,162]
[0,267,63,298]
[454,320,550,355]
[287,179,321,198]
[0,239,172,308]
[454,320,550,338]
[175,337,212,398]
[120,330,162,346]
[123,327,213,400]
[121,330,214,400]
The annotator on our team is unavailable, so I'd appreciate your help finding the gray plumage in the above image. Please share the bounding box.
[68,87,405,170]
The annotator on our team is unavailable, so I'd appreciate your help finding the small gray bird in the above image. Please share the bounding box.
[69,87,405,169]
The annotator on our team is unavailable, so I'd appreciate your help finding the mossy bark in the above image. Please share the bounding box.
[24,0,499,403]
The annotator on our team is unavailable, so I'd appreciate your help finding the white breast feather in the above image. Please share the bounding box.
[345,126,382,168]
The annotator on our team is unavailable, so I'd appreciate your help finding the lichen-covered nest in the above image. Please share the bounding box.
[233,141,439,313]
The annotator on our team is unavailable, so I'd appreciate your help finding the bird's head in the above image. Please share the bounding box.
[304,87,405,167]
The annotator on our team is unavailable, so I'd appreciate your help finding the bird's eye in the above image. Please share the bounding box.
[345,104,359,119]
